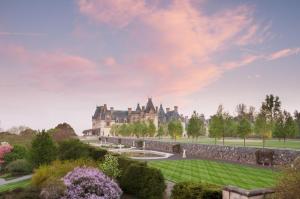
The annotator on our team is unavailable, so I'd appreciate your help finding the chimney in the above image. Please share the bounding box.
[142,106,145,111]
[155,106,158,112]
[110,107,114,111]
[174,106,178,112]
[104,104,107,110]
[166,108,170,112]
[128,108,132,114]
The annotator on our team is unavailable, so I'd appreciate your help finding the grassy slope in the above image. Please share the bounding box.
[149,159,279,190]
[0,179,31,193]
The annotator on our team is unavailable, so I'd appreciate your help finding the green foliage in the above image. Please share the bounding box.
[99,154,121,179]
[116,155,145,178]
[58,139,90,160]
[5,159,32,176]
[157,124,167,139]
[168,120,183,140]
[29,130,57,168]
[237,117,252,146]
[274,157,300,199]
[254,113,272,147]
[120,163,166,199]
[0,186,39,198]
[171,182,222,199]
[87,146,108,161]
[187,111,205,139]
[148,120,156,137]
[261,94,281,124]
[208,115,223,144]
[31,159,97,188]
[294,110,300,137]
[58,139,107,161]
[3,145,28,165]
[273,110,297,141]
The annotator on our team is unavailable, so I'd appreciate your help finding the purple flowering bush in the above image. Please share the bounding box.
[62,167,122,199]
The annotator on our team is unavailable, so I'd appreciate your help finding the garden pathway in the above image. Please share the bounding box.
[0,174,32,186]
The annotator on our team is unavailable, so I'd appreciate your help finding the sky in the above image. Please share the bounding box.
[0,0,299,134]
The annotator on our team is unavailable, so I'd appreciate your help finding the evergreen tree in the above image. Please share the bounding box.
[29,130,57,168]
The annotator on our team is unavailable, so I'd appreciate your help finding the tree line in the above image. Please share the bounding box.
[109,94,300,146]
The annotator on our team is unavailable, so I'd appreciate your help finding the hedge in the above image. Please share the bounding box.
[171,182,222,199]
[120,162,166,199]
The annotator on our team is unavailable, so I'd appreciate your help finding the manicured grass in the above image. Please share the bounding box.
[149,159,279,190]
[0,179,31,193]
[156,137,300,150]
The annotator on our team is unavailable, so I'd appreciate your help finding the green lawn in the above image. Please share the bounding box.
[156,137,300,150]
[149,159,279,190]
[0,179,31,193]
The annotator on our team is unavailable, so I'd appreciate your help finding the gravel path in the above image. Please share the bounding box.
[0,175,32,186]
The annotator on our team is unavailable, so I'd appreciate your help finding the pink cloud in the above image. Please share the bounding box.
[78,0,149,27]
[268,48,300,60]
[76,0,269,98]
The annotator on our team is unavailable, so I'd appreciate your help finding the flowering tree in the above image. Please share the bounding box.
[0,144,13,164]
[62,167,122,199]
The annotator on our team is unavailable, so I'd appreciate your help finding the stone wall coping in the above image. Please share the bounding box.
[223,186,274,196]
[102,136,300,153]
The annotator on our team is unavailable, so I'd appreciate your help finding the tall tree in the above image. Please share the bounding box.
[168,120,183,141]
[294,110,300,137]
[237,117,252,146]
[157,125,166,139]
[29,130,57,168]
[208,115,223,145]
[187,111,205,139]
[261,94,281,124]
[273,111,297,142]
[147,120,156,137]
[254,113,272,148]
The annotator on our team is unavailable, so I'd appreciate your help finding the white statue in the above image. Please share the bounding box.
[143,141,146,150]
[182,149,186,158]
[132,140,135,147]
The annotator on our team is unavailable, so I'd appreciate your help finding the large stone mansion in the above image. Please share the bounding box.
[83,98,187,136]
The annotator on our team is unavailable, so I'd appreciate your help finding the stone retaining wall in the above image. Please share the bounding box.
[102,137,300,166]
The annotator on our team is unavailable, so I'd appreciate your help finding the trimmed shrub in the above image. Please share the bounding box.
[29,130,57,168]
[116,155,146,179]
[58,139,89,160]
[62,167,122,199]
[58,139,107,161]
[5,159,32,176]
[172,144,181,154]
[120,163,166,199]
[32,159,97,188]
[171,182,221,199]
[3,145,28,165]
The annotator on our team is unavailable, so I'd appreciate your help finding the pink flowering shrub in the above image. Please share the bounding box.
[0,144,13,164]
[62,167,122,199]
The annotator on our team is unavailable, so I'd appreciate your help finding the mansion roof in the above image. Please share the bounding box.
[92,98,184,123]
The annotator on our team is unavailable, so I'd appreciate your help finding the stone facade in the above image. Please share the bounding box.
[102,136,300,166]
[84,98,187,136]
